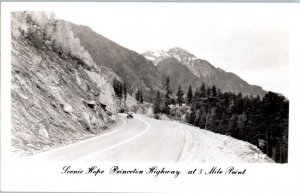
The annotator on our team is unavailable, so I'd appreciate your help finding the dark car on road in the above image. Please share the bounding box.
[127,112,133,119]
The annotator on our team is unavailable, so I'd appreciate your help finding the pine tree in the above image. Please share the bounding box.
[163,77,172,114]
[199,112,207,129]
[139,90,144,104]
[113,78,123,100]
[171,97,176,105]
[176,84,184,106]
[236,92,244,114]
[235,113,247,139]
[177,82,288,163]
[217,88,222,97]
[186,85,193,106]
[164,77,172,105]
[123,83,127,104]
[193,110,201,126]
[113,78,119,96]
[192,88,201,109]
[206,87,212,97]
[200,83,206,97]
[212,85,217,97]
[206,107,219,132]
[261,91,289,162]
[153,91,161,114]
[187,108,196,124]
[135,89,140,102]
[119,83,123,99]
[227,114,238,136]
[135,89,144,104]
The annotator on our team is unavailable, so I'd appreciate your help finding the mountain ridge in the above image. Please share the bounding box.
[156,57,204,92]
[64,21,266,98]
[69,21,164,100]
[143,47,266,97]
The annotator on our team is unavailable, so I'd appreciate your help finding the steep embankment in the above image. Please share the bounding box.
[11,12,118,156]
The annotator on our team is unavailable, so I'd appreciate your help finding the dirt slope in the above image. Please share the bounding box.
[11,12,118,156]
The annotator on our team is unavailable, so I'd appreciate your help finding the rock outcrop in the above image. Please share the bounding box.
[11,12,118,155]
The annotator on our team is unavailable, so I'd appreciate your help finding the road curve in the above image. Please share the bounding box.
[33,114,186,162]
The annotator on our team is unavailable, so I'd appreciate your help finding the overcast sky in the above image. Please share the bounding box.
[53,3,290,97]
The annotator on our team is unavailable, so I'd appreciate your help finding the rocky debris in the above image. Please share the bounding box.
[75,71,82,85]
[110,115,117,122]
[11,12,118,156]
[85,70,117,113]
[103,116,107,122]
[19,93,29,100]
[86,100,96,108]
[63,103,73,113]
[81,112,92,130]
[38,126,49,139]
[80,112,105,130]
[91,115,105,128]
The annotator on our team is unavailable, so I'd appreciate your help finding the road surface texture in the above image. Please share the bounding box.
[33,114,273,163]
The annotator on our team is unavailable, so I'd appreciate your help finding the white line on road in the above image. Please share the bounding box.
[77,115,150,161]
[32,116,127,159]
[177,128,188,161]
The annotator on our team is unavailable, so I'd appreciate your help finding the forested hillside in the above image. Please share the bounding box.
[150,78,289,163]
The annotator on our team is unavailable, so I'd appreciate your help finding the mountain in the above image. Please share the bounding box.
[11,12,118,155]
[66,22,265,98]
[156,57,204,92]
[143,50,172,65]
[143,47,266,97]
[69,23,163,100]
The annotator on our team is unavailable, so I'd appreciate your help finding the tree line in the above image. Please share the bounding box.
[152,77,289,163]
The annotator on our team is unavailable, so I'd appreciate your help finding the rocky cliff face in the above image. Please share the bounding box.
[144,47,266,97]
[11,12,118,155]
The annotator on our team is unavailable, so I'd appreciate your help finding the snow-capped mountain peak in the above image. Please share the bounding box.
[167,47,196,64]
[142,47,197,65]
[144,47,266,97]
[142,50,170,65]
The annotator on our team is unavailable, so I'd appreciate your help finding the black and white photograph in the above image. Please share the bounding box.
[1,2,300,193]
[10,5,289,163]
